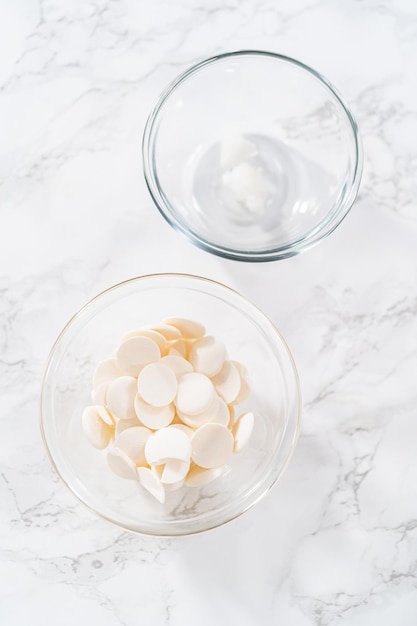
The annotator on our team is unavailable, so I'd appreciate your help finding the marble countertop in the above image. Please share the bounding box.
[1,1,417,624]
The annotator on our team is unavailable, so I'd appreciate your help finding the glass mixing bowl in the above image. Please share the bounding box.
[143,51,362,262]
[40,274,301,536]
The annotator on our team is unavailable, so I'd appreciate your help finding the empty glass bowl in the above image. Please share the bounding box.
[40,274,301,536]
[143,51,363,261]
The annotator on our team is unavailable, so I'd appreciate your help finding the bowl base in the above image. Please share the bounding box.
[185,132,337,251]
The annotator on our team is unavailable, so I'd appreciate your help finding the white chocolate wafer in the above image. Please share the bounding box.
[116,336,160,376]
[93,357,121,389]
[233,412,254,452]
[168,423,194,438]
[231,360,251,404]
[185,464,225,487]
[106,376,137,420]
[145,427,191,465]
[191,423,234,468]
[151,324,181,341]
[176,372,216,416]
[212,397,230,426]
[161,458,190,484]
[82,406,113,449]
[115,416,141,436]
[137,362,178,407]
[134,394,175,429]
[113,426,152,465]
[176,393,219,428]
[95,405,115,426]
[212,360,241,404]
[137,467,165,503]
[107,448,138,480]
[189,335,226,377]
[163,317,205,339]
[121,329,167,353]
[91,382,108,405]
[160,355,193,378]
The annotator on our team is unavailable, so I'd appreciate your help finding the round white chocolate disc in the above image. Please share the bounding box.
[163,317,205,339]
[137,362,178,407]
[145,427,191,465]
[137,467,165,503]
[106,376,137,420]
[134,393,175,429]
[191,423,234,468]
[91,381,108,405]
[161,458,190,484]
[233,411,254,452]
[176,393,219,428]
[113,426,152,465]
[115,416,141,436]
[151,324,181,341]
[185,464,225,487]
[212,397,230,426]
[107,448,138,480]
[95,405,115,426]
[180,396,229,427]
[151,463,183,492]
[116,336,160,376]
[231,360,251,404]
[121,329,167,353]
[160,355,193,378]
[176,372,216,416]
[82,406,113,449]
[189,335,226,377]
[212,360,241,404]
[168,423,194,438]
[92,357,121,389]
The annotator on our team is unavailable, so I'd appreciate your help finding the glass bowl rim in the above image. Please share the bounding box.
[39,272,302,536]
[142,49,363,262]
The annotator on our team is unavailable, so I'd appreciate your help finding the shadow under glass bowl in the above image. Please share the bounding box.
[40,274,301,536]
[143,50,363,262]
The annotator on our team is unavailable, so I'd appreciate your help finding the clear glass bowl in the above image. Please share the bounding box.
[143,51,363,262]
[40,274,301,536]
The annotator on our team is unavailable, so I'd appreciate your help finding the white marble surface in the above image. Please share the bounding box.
[1,0,417,624]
